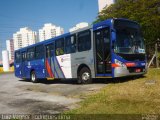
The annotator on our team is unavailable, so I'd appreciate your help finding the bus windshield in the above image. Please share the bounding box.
[114,20,145,54]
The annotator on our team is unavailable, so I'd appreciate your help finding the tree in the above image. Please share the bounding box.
[96,0,160,54]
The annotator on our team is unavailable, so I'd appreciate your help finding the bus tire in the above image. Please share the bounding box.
[31,71,38,83]
[78,67,92,84]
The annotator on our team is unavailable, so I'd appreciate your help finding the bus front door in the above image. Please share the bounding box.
[94,28,112,75]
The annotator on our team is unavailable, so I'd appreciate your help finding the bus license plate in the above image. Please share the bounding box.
[135,69,141,72]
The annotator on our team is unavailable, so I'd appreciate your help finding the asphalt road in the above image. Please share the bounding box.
[0,73,106,114]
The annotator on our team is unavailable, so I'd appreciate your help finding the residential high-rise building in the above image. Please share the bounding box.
[39,23,64,42]
[69,22,89,32]
[13,27,37,50]
[98,0,115,12]
[6,39,14,61]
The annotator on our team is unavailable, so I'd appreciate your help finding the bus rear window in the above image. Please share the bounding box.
[15,51,21,63]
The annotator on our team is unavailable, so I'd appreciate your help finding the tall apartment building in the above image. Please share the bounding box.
[69,22,89,32]
[6,39,14,61]
[13,27,37,50]
[98,0,115,12]
[39,23,64,42]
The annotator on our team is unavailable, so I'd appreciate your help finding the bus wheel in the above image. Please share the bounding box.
[31,71,38,83]
[78,67,92,84]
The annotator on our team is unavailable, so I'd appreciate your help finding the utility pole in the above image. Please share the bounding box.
[156,38,160,68]
[148,38,160,68]
[155,43,159,68]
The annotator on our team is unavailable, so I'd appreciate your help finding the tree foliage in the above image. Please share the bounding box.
[96,0,160,48]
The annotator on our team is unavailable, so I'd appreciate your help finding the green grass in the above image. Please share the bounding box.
[64,68,160,119]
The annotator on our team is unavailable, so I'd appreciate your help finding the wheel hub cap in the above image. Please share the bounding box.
[32,74,35,81]
[82,72,90,81]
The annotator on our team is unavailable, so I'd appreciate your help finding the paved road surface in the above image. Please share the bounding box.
[0,73,106,114]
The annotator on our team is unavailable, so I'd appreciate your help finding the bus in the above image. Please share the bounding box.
[14,18,147,84]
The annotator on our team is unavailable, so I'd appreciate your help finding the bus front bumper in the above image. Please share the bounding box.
[114,66,147,78]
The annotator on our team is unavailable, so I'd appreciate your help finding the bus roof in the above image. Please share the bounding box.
[15,32,70,52]
[15,18,138,52]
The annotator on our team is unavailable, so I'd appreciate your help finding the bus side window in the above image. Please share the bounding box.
[22,52,26,62]
[35,45,44,59]
[46,43,54,58]
[65,35,76,54]
[78,30,91,52]
[15,51,21,63]
[55,38,64,56]
[27,47,35,61]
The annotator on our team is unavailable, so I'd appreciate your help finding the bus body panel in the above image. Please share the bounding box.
[34,59,45,78]
[14,51,23,78]
[21,60,28,78]
[14,18,147,81]
[45,56,55,78]
[56,54,72,78]
[55,28,95,79]
[71,29,95,79]
[14,63,22,78]
[45,49,73,79]
[54,55,68,78]
[25,61,34,79]
[45,50,95,79]
[70,50,95,78]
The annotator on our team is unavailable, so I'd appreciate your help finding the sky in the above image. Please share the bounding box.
[0,0,99,60]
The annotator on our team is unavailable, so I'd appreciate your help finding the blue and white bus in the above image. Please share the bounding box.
[14,18,147,84]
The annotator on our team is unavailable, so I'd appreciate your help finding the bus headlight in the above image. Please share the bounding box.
[115,59,125,67]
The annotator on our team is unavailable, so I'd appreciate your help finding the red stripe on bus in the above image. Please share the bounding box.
[111,63,120,68]
[45,59,54,78]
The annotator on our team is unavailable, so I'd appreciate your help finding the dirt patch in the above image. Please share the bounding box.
[7,99,69,114]
[18,83,106,99]
[31,103,69,114]
[0,73,106,114]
